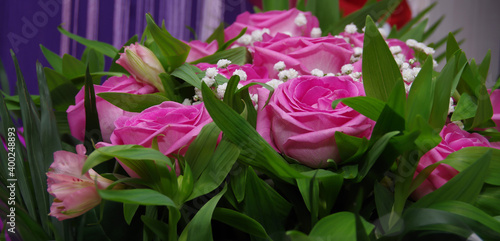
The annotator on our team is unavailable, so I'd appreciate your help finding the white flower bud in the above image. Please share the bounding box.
[233,69,247,81]
[345,23,358,34]
[390,46,402,55]
[265,79,284,89]
[310,27,322,38]
[217,83,228,99]
[237,34,252,45]
[217,59,231,68]
[353,47,363,57]
[274,61,286,72]
[202,76,216,87]
[406,39,418,48]
[341,64,354,75]
[205,67,218,78]
[294,13,307,27]
[311,68,324,77]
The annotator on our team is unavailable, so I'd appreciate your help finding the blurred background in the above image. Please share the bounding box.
[1,0,499,95]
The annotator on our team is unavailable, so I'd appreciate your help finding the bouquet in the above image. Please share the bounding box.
[2,0,500,240]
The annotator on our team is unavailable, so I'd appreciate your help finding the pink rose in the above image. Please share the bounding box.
[252,35,353,78]
[224,8,319,42]
[67,75,157,143]
[108,101,212,176]
[47,145,114,220]
[490,89,500,131]
[185,40,218,62]
[256,75,375,168]
[412,123,494,200]
[116,43,166,92]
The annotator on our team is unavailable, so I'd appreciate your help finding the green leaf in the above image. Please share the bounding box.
[406,55,434,130]
[201,82,302,182]
[476,185,500,216]
[83,48,105,73]
[412,150,491,209]
[98,189,176,207]
[212,208,269,238]
[446,33,461,62]
[374,182,394,232]
[471,83,494,129]
[429,200,500,234]
[362,16,403,102]
[40,44,63,73]
[451,92,477,121]
[123,203,139,225]
[205,22,225,46]
[58,25,118,58]
[244,167,292,241]
[356,131,400,182]
[335,132,368,163]
[97,92,169,112]
[478,50,491,82]
[159,73,183,102]
[219,28,247,51]
[185,122,221,180]
[0,58,9,95]
[12,50,51,233]
[189,138,240,200]
[399,19,428,42]
[190,47,248,66]
[179,185,227,241]
[332,96,385,121]
[309,212,374,241]
[83,67,102,155]
[262,0,288,11]
[305,0,340,34]
[145,14,190,71]
[62,54,86,79]
[140,215,169,241]
[171,63,202,89]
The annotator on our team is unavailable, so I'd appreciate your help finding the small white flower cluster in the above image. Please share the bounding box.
[217,59,231,68]
[341,64,354,75]
[233,69,247,81]
[274,61,286,72]
[202,67,218,87]
[349,72,362,81]
[350,47,363,63]
[448,97,456,115]
[278,68,299,81]
[361,26,388,38]
[402,67,421,82]
[344,23,358,34]
[266,79,284,89]
[216,82,244,99]
[294,13,307,27]
[237,28,271,46]
[406,39,435,55]
[452,120,464,129]
[310,27,322,38]
[311,68,324,77]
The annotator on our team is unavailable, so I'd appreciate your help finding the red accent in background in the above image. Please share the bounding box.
[248,0,412,29]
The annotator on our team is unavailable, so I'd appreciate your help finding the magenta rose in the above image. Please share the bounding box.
[412,123,495,200]
[252,35,353,78]
[490,89,500,131]
[67,75,157,143]
[107,101,212,177]
[224,8,319,42]
[185,40,218,62]
[256,75,375,168]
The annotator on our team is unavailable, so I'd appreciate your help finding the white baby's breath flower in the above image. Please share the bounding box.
[237,34,252,45]
[294,13,307,26]
[350,72,362,81]
[237,83,244,89]
[326,73,336,76]
[310,27,322,38]
[350,55,360,63]
[233,69,247,81]
[202,76,215,87]
[193,87,202,101]
[405,82,413,93]
[402,68,416,82]
[452,120,464,129]
[251,29,265,42]
[353,47,363,57]
[423,46,435,55]
[395,58,404,68]
[205,67,218,78]
[217,59,231,68]
[282,31,293,37]
[278,68,299,81]
[341,64,354,75]
[409,58,417,65]
[217,83,227,99]
[287,68,299,79]
[265,79,284,89]
[274,61,286,72]
[401,62,410,70]
[390,46,403,55]
[182,98,192,106]
[416,42,428,51]
[412,67,421,77]
[311,68,324,77]
[378,28,388,39]
[433,59,439,69]
[406,39,418,48]
[448,97,455,114]
[344,23,358,34]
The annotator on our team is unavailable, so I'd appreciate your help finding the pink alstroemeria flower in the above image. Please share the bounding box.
[47,145,113,221]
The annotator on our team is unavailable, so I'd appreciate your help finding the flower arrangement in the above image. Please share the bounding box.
[1,0,500,240]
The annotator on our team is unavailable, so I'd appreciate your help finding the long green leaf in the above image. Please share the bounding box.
[0,58,9,95]
[406,55,434,130]
[179,185,227,241]
[362,16,403,102]
[190,47,248,66]
[212,208,268,238]
[332,96,385,121]
[412,150,491,209]
[97,92,169,112]
[83,67,102,155]
[145,14,190,71]
[201,82,302,182]
[309,212,374,241]
[184,122,221,180]
[40,45,63,73]
[98,189,176,207]
[262,0,288,11]
[171,63,202,89]
[58,25,118,58]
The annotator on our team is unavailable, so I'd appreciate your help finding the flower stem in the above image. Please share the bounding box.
[168,206,180,241]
